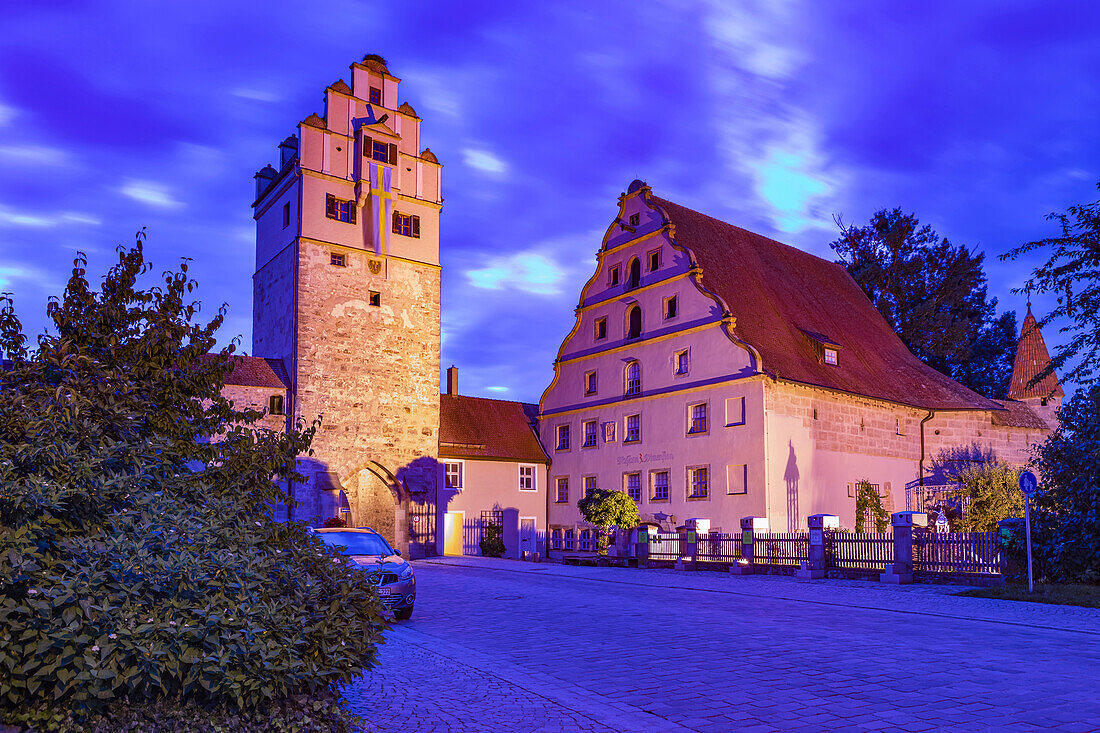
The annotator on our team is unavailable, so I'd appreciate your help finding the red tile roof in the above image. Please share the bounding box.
[990,400,1049,430]
[219,355,289,389]
[650,195,999,411]
[1007,307,1064,400]
[439,394,549,464]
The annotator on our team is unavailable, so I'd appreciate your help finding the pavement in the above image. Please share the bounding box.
[344,556,1100,733]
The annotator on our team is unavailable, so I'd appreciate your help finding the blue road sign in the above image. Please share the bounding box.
[1019,470,1038,498]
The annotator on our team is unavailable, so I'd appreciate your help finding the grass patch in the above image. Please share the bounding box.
[956,584,1100,608]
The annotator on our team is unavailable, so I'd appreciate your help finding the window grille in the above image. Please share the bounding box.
[625,362,641,396]
[583,421,598,447]
[624,414,640,443]
[689,403,707,433]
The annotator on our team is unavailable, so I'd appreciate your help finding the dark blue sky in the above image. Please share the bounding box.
[2,1,1097,402]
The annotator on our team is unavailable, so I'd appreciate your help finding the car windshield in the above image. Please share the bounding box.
[319,532,394,556]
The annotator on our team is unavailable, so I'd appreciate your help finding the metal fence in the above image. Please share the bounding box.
[696,532,742,563]
[754,532,809,566]
[649,532,684,561]
[914,530,1001,574]
[826,532,894,570]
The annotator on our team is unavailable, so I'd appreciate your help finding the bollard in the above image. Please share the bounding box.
[730,517,768,575]
[796,514,839,579]
[880,511,927,584]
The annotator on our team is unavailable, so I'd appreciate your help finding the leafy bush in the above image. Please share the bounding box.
[322,516,347,528]
[854,479,889,533]
[577,489,639,555]
[0,240,388,729]
[953,463,1023,532]
[1033,387,1100,584]
[479,523,505,557]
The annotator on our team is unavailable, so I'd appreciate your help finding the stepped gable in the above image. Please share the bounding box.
[650,195,998,411]
[215,355,289,389]
[990,399,1049,429]
[439,394,549,464]
[1007,306,1064,400]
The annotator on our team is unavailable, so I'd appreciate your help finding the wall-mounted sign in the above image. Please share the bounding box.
[603,422,616,443]
[616,450,674,466]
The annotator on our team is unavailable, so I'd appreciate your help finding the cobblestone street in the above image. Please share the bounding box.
[345,557,1100,733]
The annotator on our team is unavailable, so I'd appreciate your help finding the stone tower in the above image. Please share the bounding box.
[251,54,443,554]
[1006,304,1064,428]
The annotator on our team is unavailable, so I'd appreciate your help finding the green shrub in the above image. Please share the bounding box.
[954,463,1023,532]
[479,523,505,557]
[854,479,889,533]
[0,239,388,729]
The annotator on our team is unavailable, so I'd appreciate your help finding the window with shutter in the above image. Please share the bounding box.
[392,212,400,233]
[371,141,388,162]
[325,193,336,218]
[362,135,373,156]
[411,215,420,238]
[388,143,397,165]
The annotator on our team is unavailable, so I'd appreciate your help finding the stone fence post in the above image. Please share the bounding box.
[635,527,650,568]
[676,530,698,571]
[730,516,768,575]
[880,511,928,584]
[796,513,839,579]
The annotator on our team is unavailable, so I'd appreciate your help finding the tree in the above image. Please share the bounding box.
[1002,182,1100,389]
[831,209,1016,398]
[0,238,384,731]
[854,480,889,533]
[577,489,639,556]
[1031,387,1100,583]
[953,464,1023,532]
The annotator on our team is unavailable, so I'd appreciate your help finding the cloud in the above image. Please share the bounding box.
[231,88,281,103]
[0,144,68,166]
[462,148,508,175]
[0,206,54,228]
[0,103,16,126]
[753,119,836,233]
[466,251,565,295]
[120,180,185,210]
[485,385,509,393]
[702,0,805,80]
[60,212,101,226]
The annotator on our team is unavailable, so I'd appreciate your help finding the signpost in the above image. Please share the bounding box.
[1018,470,1038,593]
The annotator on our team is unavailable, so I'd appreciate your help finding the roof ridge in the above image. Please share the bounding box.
[442,393,537,409]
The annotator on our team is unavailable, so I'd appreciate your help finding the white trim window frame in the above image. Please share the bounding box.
[555,476,569,503]
[556,423,571,451]
[674,348,689,376]
[624,413,641,444]
[582,419,598,448]
[444,460,464,490]
[624,472,642,503]
[518,464,537,492]
[650,469,670,502]
[687,401,708,435]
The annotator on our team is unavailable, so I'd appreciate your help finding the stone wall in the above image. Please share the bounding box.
[293,240,441,547]
[252,243,297,368]
[220,384,288,434]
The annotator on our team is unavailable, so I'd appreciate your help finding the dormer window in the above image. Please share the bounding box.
[369,86,382,105]
[802,329,842,366]
[824,348,838,366]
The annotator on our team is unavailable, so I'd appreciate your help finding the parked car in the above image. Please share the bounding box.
[314,527,415,620]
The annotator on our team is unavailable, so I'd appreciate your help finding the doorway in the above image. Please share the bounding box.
[444,511,464,556]
[520,516,537,558]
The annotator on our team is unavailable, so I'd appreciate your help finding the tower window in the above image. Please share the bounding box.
[362,135,397,164]
[649,248,661,271]
[330,253,347,267]
[392,212,421,238]
[556,424,571,451]
[688,402,708,434]
[594,317,608,341]
[609,265,620,286]
[369,291,381,307]
[664,295,678,320]
[326,194,356,224]
[583,420,598,448]
[629,213,640,226]
[369,86,382,105]
[624,414,640,443]
[626,305,642,339]
[675,349,689,375]
[584,370,597,395]
[627,258,641,289]
[268,395,285,415]
[625,361,641,396]
[282,202,290,228]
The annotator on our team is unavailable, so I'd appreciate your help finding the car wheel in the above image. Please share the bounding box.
[394,607,413,621]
